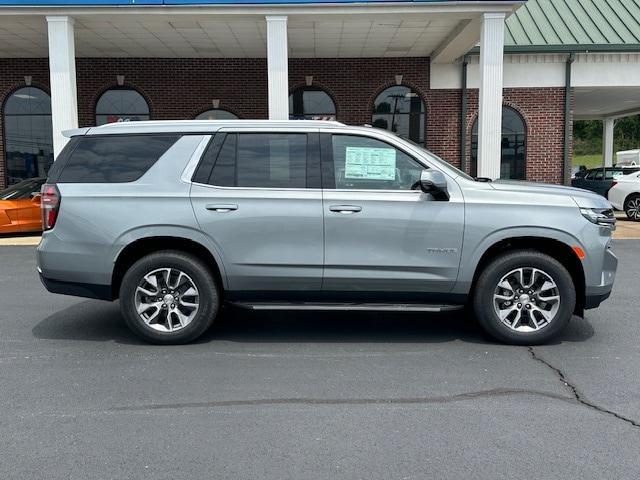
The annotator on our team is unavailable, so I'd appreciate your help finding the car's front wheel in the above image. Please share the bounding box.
[473,250,575,345]
[119,250,220,344]
[624,194,640,221]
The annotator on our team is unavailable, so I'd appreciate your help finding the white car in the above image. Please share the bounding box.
[608,171,640,221]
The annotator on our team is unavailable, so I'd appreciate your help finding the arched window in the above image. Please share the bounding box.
[372,85,425,144]
[195,109,239,120]
[471,106,526,180]
[3,87,54,184]
[289,87,336,120]
[95,88,150,126]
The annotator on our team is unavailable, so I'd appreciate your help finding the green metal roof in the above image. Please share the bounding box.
[504,0,640,51]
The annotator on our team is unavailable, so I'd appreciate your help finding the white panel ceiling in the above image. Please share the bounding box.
[575,87,640,118]
[0,14,462,58]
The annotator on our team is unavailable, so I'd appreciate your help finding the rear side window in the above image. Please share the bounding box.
[57,135,179,183]
[208,133,307,188]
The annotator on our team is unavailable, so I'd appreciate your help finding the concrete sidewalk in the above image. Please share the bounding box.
[0,235,41,246]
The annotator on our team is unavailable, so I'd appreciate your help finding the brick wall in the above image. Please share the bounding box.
[466,88,567,183]
[289,57,430,127]
[427,89,462,167]
[0,56,567,187]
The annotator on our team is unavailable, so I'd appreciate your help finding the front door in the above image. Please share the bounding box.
[190,130,323,295]
[321,133,464,299]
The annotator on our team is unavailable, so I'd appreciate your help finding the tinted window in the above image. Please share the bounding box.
[607,169,620,180]
[3,87,54,185]
[195,109,238,120]
[209,133,307,188]
[58,135,179,183]
[471,106,526,180]
[330,135,423,190]
[289,87,336,120]
[95,89,150,126]
[372,86,425,144]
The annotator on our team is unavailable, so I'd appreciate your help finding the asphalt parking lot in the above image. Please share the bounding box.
[1,242,639,479]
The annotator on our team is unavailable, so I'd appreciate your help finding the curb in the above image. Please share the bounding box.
[0,236,41,246]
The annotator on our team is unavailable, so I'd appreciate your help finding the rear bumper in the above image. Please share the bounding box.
[38,273,113,301]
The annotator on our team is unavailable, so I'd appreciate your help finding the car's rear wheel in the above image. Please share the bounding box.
[119,250,219,344]
[473,250,575,345]
[624,194,640,221]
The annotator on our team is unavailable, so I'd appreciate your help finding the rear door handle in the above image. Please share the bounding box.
[329,205,362,214]
[206,204,238,212]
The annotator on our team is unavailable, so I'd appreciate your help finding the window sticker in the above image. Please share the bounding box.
[344,147,396,180]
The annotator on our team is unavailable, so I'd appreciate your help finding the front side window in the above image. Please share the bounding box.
[95,89,150,126]
[289,87,336,121]
[209,133,307,189]
[196,109,238,120]
[3,87,54,185]
[57,135,179,183]
[372,86,425,144]
[471,106,526,180]
[329,135,423,190]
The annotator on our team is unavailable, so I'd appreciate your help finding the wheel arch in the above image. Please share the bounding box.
[468,236,586,316]
[624,191,640,207]
[111,236,226,300]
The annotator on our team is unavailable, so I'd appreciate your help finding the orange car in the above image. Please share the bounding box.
[0,178,45,234]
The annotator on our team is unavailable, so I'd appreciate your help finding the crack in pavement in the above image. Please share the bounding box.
[528,347,640,429]
[109,388,574,412]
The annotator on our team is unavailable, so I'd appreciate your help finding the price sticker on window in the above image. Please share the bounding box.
[344,147,396,180]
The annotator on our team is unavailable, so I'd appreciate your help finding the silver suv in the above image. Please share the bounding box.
[37,120,617,345]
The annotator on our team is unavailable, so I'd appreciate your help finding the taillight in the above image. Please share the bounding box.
[41,183,60,230]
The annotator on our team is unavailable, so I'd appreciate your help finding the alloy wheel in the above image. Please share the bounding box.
[626,197,640,221]
[134,267,200,333]
[492,267,560,333]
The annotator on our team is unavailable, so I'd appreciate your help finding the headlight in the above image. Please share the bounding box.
[580,208,616,228]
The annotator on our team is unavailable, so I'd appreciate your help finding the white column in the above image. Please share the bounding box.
[477,12,505,179]
[603,117,615,167]
[266,16,289,120]
[46,16,78,157]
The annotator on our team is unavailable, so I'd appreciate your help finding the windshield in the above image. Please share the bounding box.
[0,178,44,200]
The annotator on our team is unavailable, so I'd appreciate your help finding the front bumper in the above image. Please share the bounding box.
[583,243,617,310]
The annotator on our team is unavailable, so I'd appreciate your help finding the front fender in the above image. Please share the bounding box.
[453,225,586,295]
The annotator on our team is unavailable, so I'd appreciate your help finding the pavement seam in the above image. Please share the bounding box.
[528,346,640,429]
[108,388,575,412]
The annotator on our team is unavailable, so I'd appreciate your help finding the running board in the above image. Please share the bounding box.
[231,302,464,312]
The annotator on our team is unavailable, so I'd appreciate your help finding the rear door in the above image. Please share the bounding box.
[320,131,464,298]
[190,129,324,295]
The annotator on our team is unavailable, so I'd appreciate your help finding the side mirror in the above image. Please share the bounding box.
[418,170,449,201]
[31,192,41,203]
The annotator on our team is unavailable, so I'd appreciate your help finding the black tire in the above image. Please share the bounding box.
[624,194,640,222]
[473,250,575,345]
[119,250,220,344]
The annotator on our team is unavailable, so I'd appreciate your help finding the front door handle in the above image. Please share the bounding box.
[206,204,238,213]
[329,205,362,214]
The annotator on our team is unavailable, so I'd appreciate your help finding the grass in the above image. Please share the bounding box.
[574,154,604,169]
